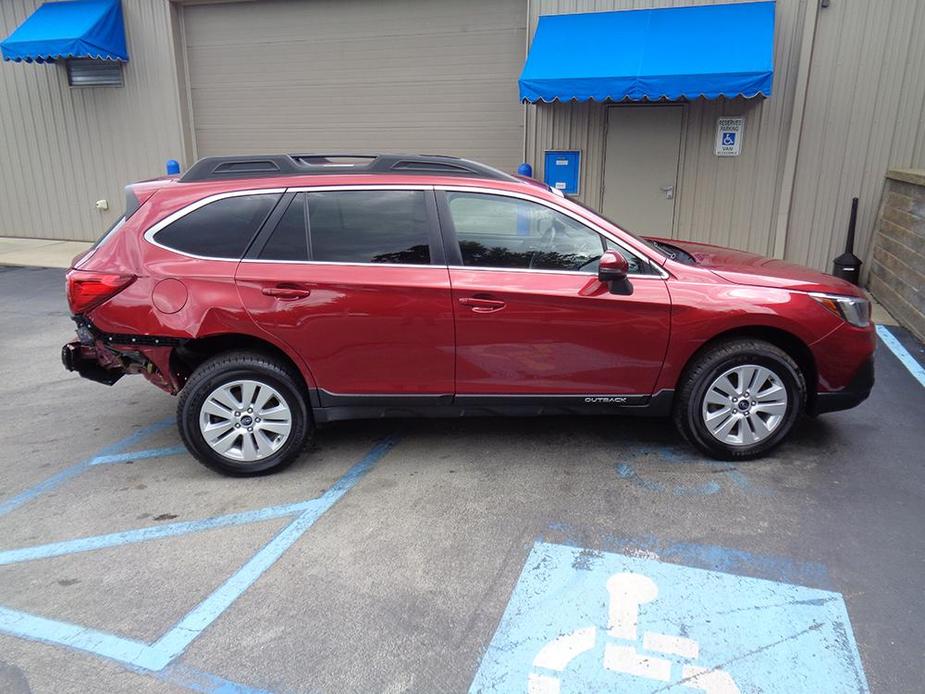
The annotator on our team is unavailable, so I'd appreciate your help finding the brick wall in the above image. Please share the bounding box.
[869,169,925,342]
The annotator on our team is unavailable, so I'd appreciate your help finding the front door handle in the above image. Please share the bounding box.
[459,296,506,313]
[262,285,312,300]
[660,184,675,200]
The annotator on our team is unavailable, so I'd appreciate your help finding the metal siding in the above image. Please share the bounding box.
[181,0,526,172]
[0,0,185,242]
[526,0,804,257]
[785,0,925,273]
[526,0,925,271]
[1,0,922,263]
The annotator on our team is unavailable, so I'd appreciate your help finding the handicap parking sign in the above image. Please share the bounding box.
[471,542,868,693]
[715,117,744,157]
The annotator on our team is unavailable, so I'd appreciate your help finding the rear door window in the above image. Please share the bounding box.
[153,193,280,259]
[306,190,431,265]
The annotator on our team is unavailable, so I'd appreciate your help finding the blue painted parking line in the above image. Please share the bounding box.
[543,524,831,589]
[0,605,156,670]
[0,608,273,694]
[0,427,400,681]
[615,445,768,498]
[154,662,277,694]
[0,499,320,566]
[90,444,187,465]
[471,541,866,693]
[618,462,723,496]
[0,418,174,518]
[146,434,399,670]
[876,324,925,388]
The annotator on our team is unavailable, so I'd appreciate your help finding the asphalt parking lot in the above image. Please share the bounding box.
[1,264,923,694]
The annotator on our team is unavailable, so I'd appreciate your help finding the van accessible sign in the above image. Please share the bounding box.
[715,117,744,157]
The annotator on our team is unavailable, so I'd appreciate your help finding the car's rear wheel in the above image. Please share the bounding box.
[177,351,311,476]
[673,339,805,460]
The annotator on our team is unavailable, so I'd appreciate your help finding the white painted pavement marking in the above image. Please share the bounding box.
[603,643,673,683]
[682,665,742,694]
[532,626,596,671]
[606,572,657,640]
[644,631,700,659]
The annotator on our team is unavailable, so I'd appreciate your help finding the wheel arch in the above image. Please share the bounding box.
[675,326,817,412]
[172,333,317,404]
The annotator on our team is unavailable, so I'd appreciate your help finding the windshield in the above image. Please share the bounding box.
[568,200,668,260]
[568,200,700,265]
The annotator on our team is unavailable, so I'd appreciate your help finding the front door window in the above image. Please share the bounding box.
[445,192,653,275]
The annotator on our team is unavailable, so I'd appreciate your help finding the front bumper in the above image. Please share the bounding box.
[813,355,874,415]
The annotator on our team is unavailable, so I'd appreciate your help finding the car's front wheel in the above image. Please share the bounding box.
[673,339,806,460]
[177,351,312,476]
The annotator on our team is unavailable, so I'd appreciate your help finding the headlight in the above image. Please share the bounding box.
[809,292,871,327]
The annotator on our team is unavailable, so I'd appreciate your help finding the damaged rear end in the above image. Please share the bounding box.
[61,316,182,392]
[62,177,185,394]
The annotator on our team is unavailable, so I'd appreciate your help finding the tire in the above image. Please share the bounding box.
[177,351,312,476]
[673,339,806,460]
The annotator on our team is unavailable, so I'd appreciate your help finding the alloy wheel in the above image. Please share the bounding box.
[198,379,293,462]
[700,364,789,447]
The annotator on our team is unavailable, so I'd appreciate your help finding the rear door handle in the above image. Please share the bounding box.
[262,285,312,300]
[459,296,506,313]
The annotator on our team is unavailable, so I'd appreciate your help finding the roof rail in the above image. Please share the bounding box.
[178,153,518,183]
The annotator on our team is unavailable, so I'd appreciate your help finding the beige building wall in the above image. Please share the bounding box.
[525,0,925,272]
[0,0,185,242]
[784,0,925,274]
[2,0,924,266]
[177,0,526,171]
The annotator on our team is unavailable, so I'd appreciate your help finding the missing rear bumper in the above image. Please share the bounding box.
[62,320,185,394]
[61,341,124,386]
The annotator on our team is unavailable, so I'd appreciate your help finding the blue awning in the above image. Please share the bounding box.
[1,0,128,64]
[519,2,774,103]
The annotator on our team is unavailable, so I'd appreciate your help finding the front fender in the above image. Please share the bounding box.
[654,282,841,393]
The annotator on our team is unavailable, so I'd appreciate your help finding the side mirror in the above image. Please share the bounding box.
[598,250,633,295]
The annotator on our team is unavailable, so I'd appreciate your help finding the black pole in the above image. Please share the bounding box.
[845,197,858,254]
[832,196,862,285]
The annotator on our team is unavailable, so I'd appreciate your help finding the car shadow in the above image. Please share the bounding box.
[308,411,844,471]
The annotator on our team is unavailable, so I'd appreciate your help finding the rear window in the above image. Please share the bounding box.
[306,190,431,265]
[92,216,125,251]
[154,194,280,259]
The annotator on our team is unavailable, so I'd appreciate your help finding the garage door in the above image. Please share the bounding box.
[181,0,526,171]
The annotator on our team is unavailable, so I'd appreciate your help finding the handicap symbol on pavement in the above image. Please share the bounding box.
[470,542,868,693]
[722,131,737,147]
[528,572,739,693]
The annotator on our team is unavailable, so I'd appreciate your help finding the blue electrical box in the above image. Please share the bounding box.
[543,150,580,195]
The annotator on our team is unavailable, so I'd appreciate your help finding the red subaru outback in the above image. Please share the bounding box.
[63,154,874,475]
